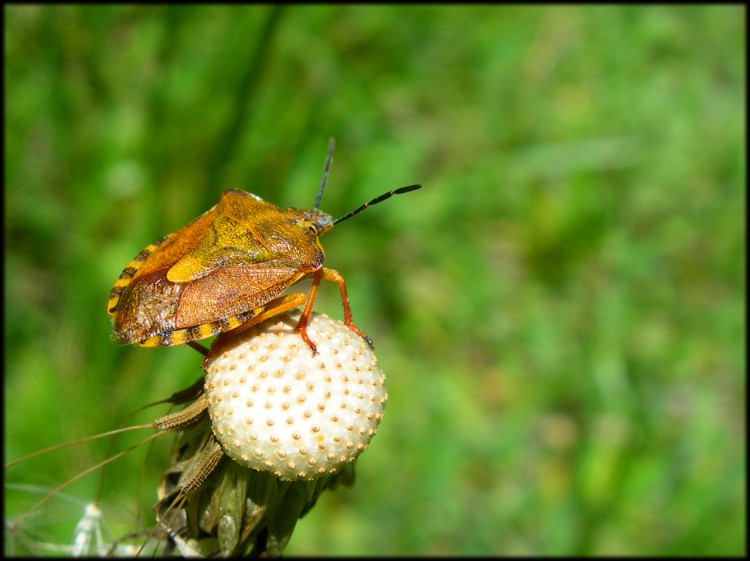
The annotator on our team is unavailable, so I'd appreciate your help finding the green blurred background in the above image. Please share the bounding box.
[4,5,745,556]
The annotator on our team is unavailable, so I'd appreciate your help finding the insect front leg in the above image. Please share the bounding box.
[296,268,373,355]
[323,268,373,346]
[295,269,324,355]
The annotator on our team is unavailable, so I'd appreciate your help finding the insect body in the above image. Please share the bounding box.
[107,139,420,353]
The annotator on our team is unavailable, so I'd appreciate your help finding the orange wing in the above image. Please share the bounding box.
[174,264,308,327]
[111,261,313,345]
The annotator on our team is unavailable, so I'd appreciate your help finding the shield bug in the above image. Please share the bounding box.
[107,138,420,353]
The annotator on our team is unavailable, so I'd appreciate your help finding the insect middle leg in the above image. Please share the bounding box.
[204,293,308,363]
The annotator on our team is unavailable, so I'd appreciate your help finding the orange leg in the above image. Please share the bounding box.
[322,268,374,347]
[203,293,307,365]
[296,268,373,355]
[295,269,324,354]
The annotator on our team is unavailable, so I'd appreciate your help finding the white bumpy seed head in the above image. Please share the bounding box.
[204,310,387,481]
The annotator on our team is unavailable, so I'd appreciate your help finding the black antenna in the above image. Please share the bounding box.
[314,137,335,210]
[333,184,422,225]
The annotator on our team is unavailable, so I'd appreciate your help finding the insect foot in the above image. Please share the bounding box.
[155,309,387,557]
